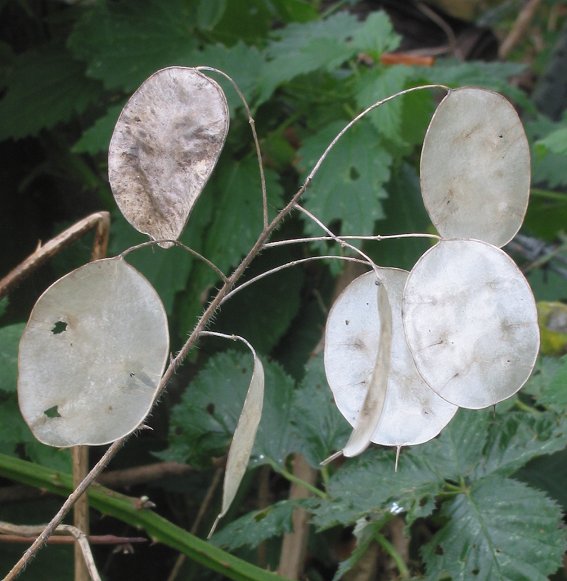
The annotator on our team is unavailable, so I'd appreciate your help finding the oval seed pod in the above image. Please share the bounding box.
[402,239,539,409]
[324,268,458,447]
[18,258,169,447]
[420,87,530,248]
[109,67,229,244]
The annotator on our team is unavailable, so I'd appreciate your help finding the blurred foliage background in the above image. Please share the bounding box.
[1,0,567,579]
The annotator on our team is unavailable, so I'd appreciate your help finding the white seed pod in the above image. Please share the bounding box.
[18,258,169,447]
[109,67,229,244]
[420,87,530,247]
[324,268,458,447]
[402,239,539,409]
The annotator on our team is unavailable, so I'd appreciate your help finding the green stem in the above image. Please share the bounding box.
[531,188,567,201]
[374,532,410,579]
[268,460,326,499]
[514,398,539,414]
[0,454,287,581]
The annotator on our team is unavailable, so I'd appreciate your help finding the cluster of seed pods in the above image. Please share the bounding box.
[324,88,540,456]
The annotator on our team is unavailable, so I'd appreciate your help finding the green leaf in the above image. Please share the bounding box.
[350,11,400,57]
[197,0,227,30]
[258,12,362,102]
[536,126,567,156]
[312,448,443,530]
[422,476,566,581]
[0,43,102,140]
[213,250,304,353]
[476,412,567,479]
[198,43,265,109]
[211,499,300,550]
[298,121,392,239]
[290,353,350,468]
[0,323,24,393]
[163,350,296,467]
[203,156,283,272]
[354,66,410,146]
[68,0,198,92]
[73,103,124,155]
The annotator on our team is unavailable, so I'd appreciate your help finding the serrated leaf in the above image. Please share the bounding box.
[73,103,124,155]
[422,476,565,581]
[298,121,392,240]
[350,11,400,56]
[211,499,300,550]
[163,350,296,467]
[211,344,264,534]
[108,67,229,243]
[354,66,410,145]
[532,354,567,410]
[68,0,198,92]
[203,156,283,272]
[290,353,350,468]
[0,43,102,140]
[312,448,443,530]
[259,12,362,102]
[476,412,567,479]
[0,323,24,393]
[536,126,567,156]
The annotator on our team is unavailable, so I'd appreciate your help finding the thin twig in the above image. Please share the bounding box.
[0,522,102,581]
[221,255,370,305]
[6,83,447,579]
[119,239,228,282]
[197,66,269,229]
[264,233,441,248]
[416,2,463,60]
[499,0,543,59]
[0,212,110,299]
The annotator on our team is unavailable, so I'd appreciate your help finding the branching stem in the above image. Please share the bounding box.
[7,82,447,579]
[119,239,228,282]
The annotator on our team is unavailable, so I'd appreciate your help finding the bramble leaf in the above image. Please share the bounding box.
[422,476,565,581]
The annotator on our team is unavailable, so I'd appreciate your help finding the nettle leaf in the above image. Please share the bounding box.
[259,12,361,101]
[163,350,296,467]
[350,11,400,56]
[18,258,169,447]
[73,103,124,155]
[109,67,229,244]
[198,42,266,110]
[422,476,565,581]
[203,156,283,272]
[298,121,392,240]
[0,43,102,140]
[211,499,301,550]
[290,353,351,468]
[312,448,443,530]
[537,355,567,409]
[68,0,198,92]
[0,323,24,393]
[354,66,410,146]
[477,412,567,479]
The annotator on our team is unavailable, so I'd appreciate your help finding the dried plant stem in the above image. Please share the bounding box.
[277,455,317,579]
[1,522,102,581]
[0,211,110,299]
[222,255,371,305]
[499,0,543,59]
[197,66,269,229]
[7,84,445,579]
[264,232,441,248]
[119,239,228,282]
